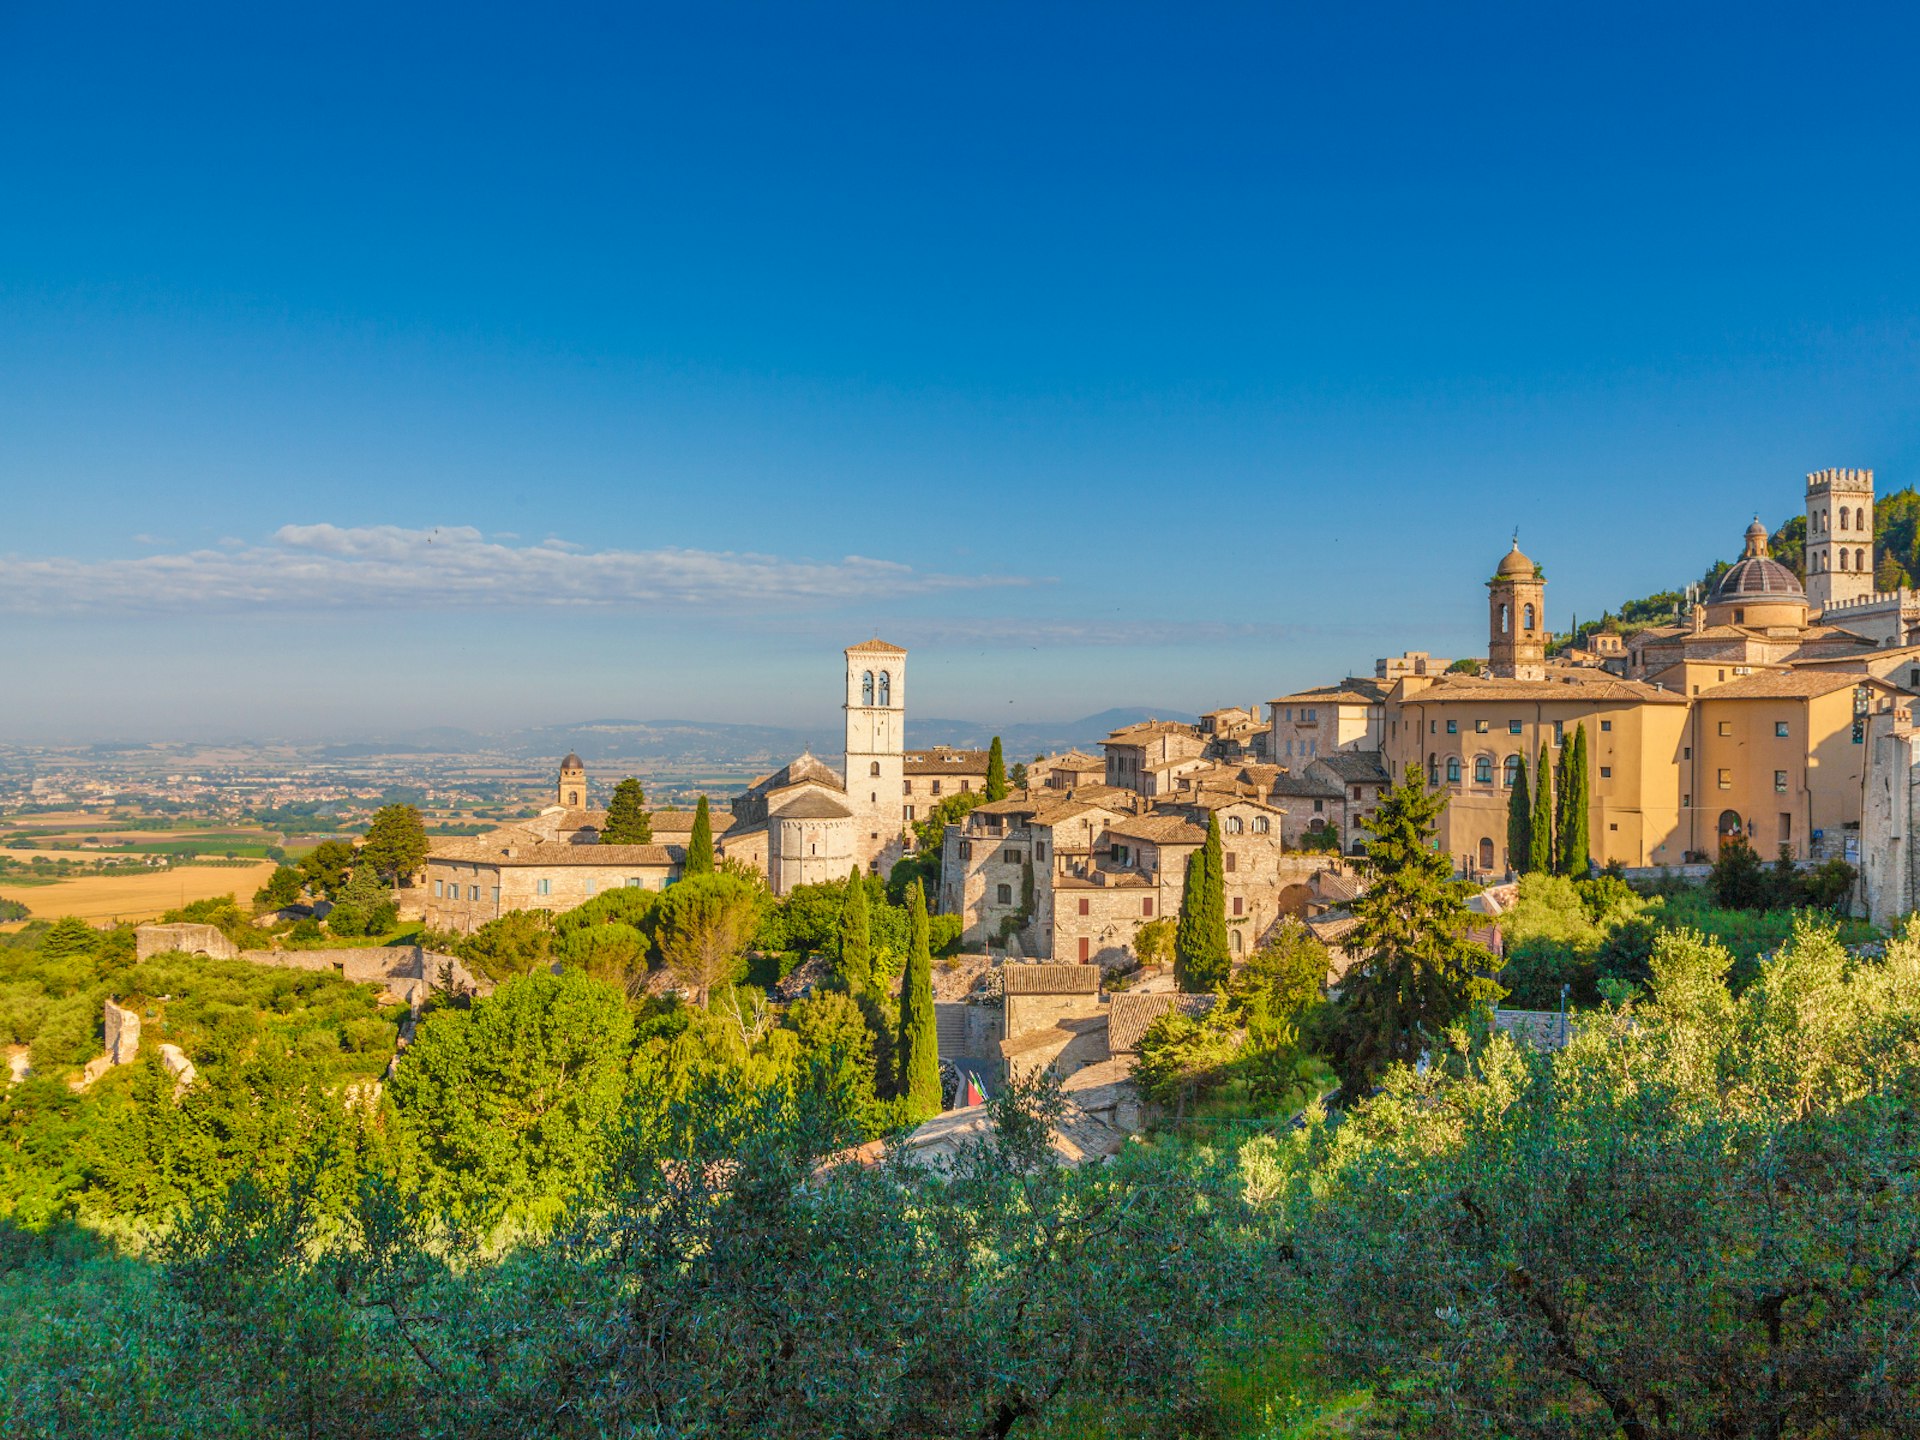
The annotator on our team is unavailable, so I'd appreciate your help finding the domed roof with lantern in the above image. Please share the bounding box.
[1710,519,1804,603]
[1493,538,1539,580]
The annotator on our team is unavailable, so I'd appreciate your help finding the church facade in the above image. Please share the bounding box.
[423,639,914,929]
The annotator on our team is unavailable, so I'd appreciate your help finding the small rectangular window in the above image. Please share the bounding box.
[1078,897,1089,916]
[1225,853,1237,872]
[1035,842,1046,860]
[1775,721,1790,738]
[1004,848,1020,864]
[491,886,500,902]
[470,885,480,901]
[1600,720,1612,732]
[537,878,552,896]
[1683,746,1691,760]
[1446,720,1457,734]
[1508,720,1523,734]
[1232,896,1244,916]
[1142,898,1153,917]
[433,880,443,898]
[1475,719,1490,734]
[1717,769,1732,790]
[1775,770,1789,793]
[1599,767,1611,778]
[1718,721,1733,737]
[1780,812,1792,842]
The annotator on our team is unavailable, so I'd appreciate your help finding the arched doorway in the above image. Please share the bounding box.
[1717,810,1744,854]
[1477,837,1495,873]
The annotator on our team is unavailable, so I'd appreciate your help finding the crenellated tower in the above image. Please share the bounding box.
[1805,467,1875,612]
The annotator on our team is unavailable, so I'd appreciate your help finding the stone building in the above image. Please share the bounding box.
[842,639,909,873]
[1267,679,1388,761]
[1102,720,1210,795]
[901,745,990,826]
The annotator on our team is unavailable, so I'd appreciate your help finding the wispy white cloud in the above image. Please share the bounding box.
[0,524,1039,614]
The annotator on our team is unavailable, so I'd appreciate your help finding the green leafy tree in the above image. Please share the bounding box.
[1506,752,1531,875]
[1329,765,1504,1092]
[297,839,356,901]
[1555,723,1590,876]
[387,969,634,1220]
[682,795,715,877]
[1133,915,1175,968]
[253,864,304,912]
[359,804,429,885]
[1132,1006,1240,1119]
[453,909,554,983]
[834,864,872,995]
[598,778,653,844]
[326,864,396,939]
[894,880,941,1122]
[985,736,1009,801]
[1174,813,1230,992]
[911,789,985,854]
[1528,741,1554,875]
[784,988,881,1140]
[657,871,765,1006]
[1008,760,1029,790]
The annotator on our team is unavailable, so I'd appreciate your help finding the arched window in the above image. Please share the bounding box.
[1503,755,1523,788]
[869,761,881,777]
[1231,929,1244,954]
[1225,814,1244,834]
[1499,602,1510,634]
[1253,815,1269,833]
[878,671,891,705]
[1473,756,1493,784]
[1858,548,1867,573]
[1840,507,1850,531]
[1840,549,1849,570]
[861,670,875,705]
[1523,603,1535,631]
[1446,757,1462,784]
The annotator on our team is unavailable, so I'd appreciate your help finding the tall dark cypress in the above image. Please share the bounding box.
[985,737,1009,801]
[684,795,715,877]
[1174,812,1231,992]
[896,881,941,1121]
[1529,742,1555,876]
[1506,754,1531,876]
[1556,723,1591,877]
[835,864,872,995]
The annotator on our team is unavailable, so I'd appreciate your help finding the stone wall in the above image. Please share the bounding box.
[135,923,236,961]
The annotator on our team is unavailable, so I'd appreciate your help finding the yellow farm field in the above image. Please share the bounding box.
[3,861,277,924]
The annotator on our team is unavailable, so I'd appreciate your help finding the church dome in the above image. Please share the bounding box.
[1710,519,1803,603]
[561,752,584,770]
[1495,540,1537,579]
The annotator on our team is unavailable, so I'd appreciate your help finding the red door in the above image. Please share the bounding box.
[1078,937,1090,962]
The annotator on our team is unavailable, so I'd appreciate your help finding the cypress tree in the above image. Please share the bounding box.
[1505,754,1531,876]
[835,864,872,995]
[1529,742,1555,875]
[1556,724,1591,877]
[985,736,1009,801]
[1328,764,1504,1093]
[1174,812,1231,992]
[599,777,653,844]
[684,796,715,877]
[895,881,942,1121]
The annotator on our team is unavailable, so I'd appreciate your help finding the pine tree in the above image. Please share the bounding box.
[684,796,715,877]
[835,865,872,995]
[1328,764,1504,1092]
[985,736,1009,801]
[895,881,942,1122]
[1529,741,1555,875]
[1556,724,1591,877]
[599,777,653,844]
[1174,812,1231,993]
[1505,755,1531,877]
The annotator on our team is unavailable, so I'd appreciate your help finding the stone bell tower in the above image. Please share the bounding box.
[557,753,587,809]
[1488,539,1547,681]
[1805,467,1875,613]
[844,639,907,872]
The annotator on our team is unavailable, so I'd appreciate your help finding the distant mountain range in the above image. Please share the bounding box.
[315,708,1196,765]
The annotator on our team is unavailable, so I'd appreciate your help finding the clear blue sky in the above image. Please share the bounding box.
[4,3,1918,740]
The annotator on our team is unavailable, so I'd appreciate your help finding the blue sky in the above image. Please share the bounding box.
[4,3,1918,740]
